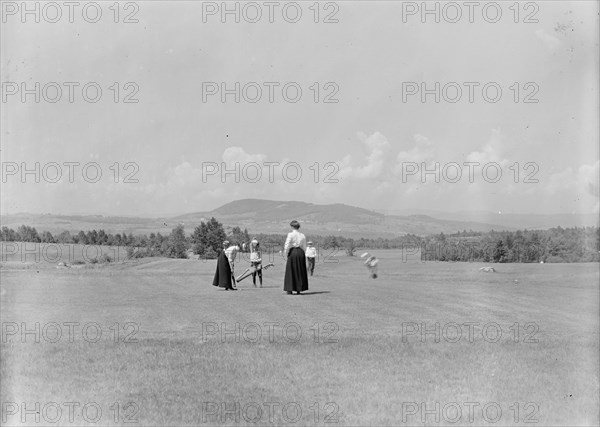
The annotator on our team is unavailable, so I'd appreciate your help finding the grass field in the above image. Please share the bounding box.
[1,249,598,426]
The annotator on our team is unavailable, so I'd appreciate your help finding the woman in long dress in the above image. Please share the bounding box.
[212,240,237,290]
[283,220,309,294]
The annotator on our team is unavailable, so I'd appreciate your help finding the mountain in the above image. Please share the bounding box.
[169,199,510,237]
[175,199,384,224]
[376,209,599,229]
[1,199,596,238]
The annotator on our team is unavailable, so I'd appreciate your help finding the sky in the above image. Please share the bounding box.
[1,0,598,216]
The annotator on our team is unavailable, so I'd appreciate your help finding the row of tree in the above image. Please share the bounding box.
[418,227,600,263]
[0,221,250,260]
[1,223,598,263]
[1,225,142,247]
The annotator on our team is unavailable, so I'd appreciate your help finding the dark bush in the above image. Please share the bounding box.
[99,254,112,263]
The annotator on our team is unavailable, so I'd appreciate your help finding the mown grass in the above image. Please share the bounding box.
[1,251,598,425]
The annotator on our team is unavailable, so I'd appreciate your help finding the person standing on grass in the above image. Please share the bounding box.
[249,238,263,287]
[305,241,317,276]
[283,220,309,295]
[212,240,237,291]
[224,242,240,288]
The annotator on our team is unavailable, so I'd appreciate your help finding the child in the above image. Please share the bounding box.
[305,241,317,276]
[237,239,275,286]
[249,239,263,287]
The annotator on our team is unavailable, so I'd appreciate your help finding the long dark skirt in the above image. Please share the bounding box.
[284,247,309,292]
[212,251,234,289]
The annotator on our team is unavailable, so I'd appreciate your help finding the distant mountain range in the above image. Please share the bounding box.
[1,199,597,238]
[175,199,384,226]
[376,208,599,230]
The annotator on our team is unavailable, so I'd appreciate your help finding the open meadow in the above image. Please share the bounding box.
[1,248,598,426]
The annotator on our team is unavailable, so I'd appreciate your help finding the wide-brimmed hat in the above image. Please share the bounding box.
[223,240,230,246]
[307,241,313,245]
[251,239,258,244]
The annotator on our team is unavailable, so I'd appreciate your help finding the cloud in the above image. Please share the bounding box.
[535,28,562,51]
[396,133,436,164]
[466,129,509,166]
[222,147,266,164]
[338,131,392,180]
[545,160,599,212]
[170,161,203,187]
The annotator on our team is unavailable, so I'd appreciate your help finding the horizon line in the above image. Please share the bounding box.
[2,197,598,218]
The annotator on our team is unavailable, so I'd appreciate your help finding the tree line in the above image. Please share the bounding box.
[1,222,598,263]
[0,220,248,260]
[418,227,600,263]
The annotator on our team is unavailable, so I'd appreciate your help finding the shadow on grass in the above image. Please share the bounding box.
[300,291,331,295]
[237,285,280,289]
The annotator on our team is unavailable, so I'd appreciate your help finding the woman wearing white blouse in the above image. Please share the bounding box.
[283,220,309,294]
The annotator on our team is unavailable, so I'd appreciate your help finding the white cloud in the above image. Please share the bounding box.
[545,160,599,212]
[222,147,266,164]
[535,28,561,51]
[396,133,436,164]
[338,131,392,180]
[466,129,509,166]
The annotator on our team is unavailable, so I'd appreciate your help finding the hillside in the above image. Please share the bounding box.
[175,199,384,225]
[377,209,599,230]
[171,199,514,237]
[1,199,517,238]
